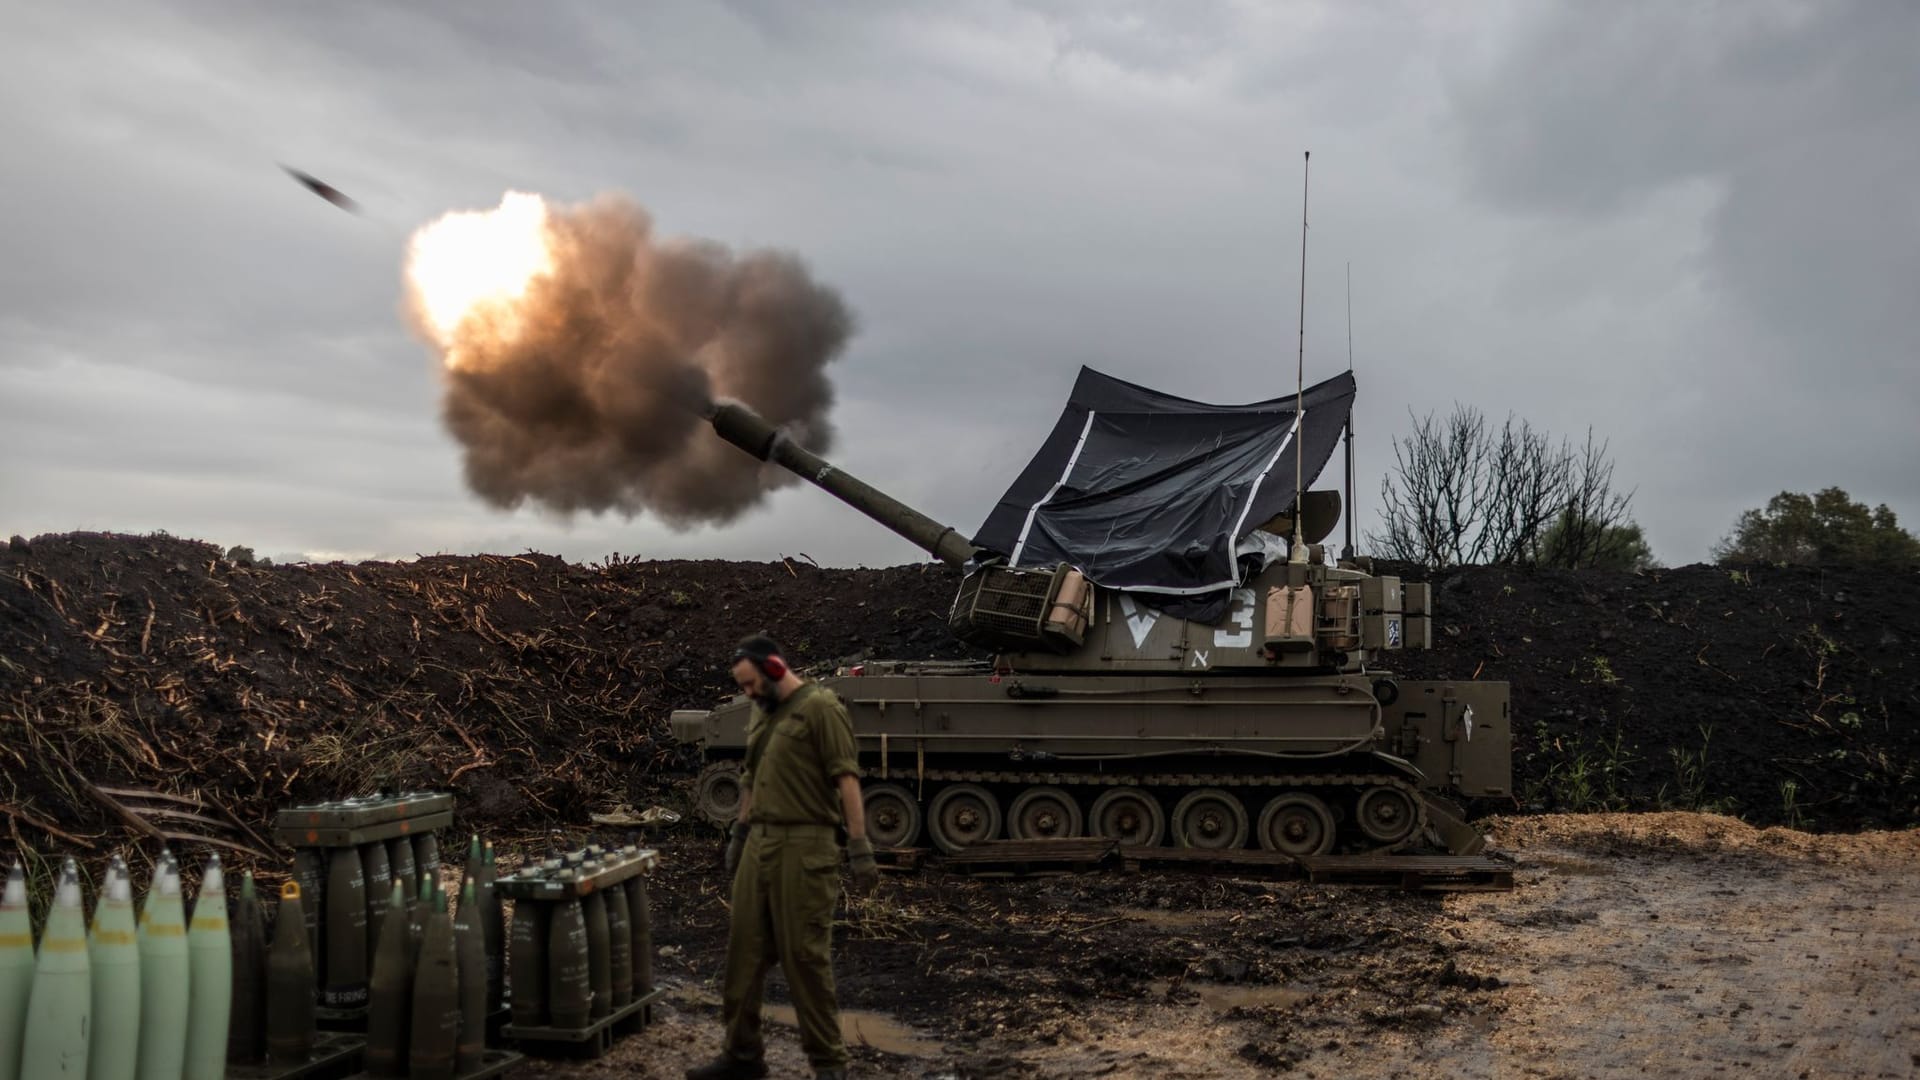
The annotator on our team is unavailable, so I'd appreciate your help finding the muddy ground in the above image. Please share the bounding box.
[531,812,1918,1079]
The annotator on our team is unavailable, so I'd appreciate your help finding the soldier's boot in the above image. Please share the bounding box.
[684,1054,769,1080]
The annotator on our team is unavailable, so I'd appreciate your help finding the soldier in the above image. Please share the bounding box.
[686,634,879,1080]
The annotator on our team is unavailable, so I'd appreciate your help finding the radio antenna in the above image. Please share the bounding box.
[1343,261,1356,559]
[1290,150,1310,563]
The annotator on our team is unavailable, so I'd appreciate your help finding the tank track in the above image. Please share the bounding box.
[867,768,1431,855]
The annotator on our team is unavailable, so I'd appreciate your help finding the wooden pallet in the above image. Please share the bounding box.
[1295,854,1514,892]
[503,986,666,1059]
[227,1032,365,1080]
[342,1048,525,1080]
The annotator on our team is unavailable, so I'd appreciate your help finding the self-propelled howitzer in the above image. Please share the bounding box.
[681,392,1510,857]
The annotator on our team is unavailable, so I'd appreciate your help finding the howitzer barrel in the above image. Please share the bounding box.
[709,401,976,567]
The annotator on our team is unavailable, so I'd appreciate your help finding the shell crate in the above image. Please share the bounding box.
[950,563,1087,651]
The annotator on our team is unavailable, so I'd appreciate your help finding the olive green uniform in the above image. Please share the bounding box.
[721,682,860,1071]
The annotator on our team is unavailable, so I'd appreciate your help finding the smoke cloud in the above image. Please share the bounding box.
[405,192,850,525]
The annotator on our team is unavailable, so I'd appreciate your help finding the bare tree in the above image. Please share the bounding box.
[1369,405,1638,570]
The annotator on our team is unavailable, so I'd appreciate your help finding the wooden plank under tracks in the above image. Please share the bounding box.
[936,837,1119,874]
[1295,854,1514,892]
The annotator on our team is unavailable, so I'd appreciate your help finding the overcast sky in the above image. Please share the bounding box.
[3,1,1913,569]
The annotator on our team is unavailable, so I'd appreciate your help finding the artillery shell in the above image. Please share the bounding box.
[408,892,460,1080]
[1,862,34,1080]
[90,857,142,1080]
[407,875,431,960]
[227,871,267,1064]
[362,840,391,969]
[387,837,417,923]
[546,898,591,1029]
[364,882,414,1077]
[322,846,368,1009]
[606,881,633,1008]
[184,853,233,1080]
[583,891,611,1020]
[266,880,316,1063]
[21,859,90,1078]
[624,872,654,995]
[507,898,547,1027]
[291,848,325,983]
[457,836,481,902]
[413,833,440,889]
[480,840,503,1009]
[453,881,487,1074]
[137,852,190,1079]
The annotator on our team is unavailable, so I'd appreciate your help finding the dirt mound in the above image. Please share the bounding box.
[1,532,1914,856]
[0,532,973,855]
[1384,561,1919,830]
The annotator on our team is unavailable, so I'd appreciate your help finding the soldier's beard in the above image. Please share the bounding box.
[752,689,781,712]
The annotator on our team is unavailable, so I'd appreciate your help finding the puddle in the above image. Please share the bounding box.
[763,1004,944,1057]
[1156,980,1313,1012]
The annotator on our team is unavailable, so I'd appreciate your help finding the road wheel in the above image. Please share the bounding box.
[1170,788,1249,850]
[1257,792,1336,856]
[692,761,744,828]
[927,784,1002,854]
[1007,786,1084,840]
[1355,785,1420,846]
[1088,789,1165,848]
[862,783,922,849]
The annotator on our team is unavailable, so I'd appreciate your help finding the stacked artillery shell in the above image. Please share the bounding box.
[1,863,32,1080]
[388,837,417,927]
[582,886,611,1021]
[291,848,325,980]
[479,841,502,1010]
[409,893,460,1080]
[623,848,654,996]
[364,882,414,1077]
[266,881,316,1064]
[362,839,391,968]
[90,857,141,1080]
[184,854,232,1080]
[413,833,440,891]
[506,898,547,1028]
[545,892,591,1030]
[605,884,633,1009]
[323,845,368,1009]
[407,876,431,960]
[20,858,89,1077]
[138,851,190,1079]
[228,871,268,1064]
[453,882,487,1075]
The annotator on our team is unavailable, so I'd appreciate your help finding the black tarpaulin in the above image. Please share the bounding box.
[972,367,1355,622]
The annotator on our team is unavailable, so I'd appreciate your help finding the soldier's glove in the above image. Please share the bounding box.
[847,836,879,896]
[723,822,750,876]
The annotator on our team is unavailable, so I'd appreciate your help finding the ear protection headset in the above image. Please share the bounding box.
[733,634,788,680]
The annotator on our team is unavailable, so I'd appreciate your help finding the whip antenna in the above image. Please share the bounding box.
[1344,260,1356,559]
[1291,150,1310,562]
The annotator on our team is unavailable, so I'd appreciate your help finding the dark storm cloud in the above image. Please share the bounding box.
[1,1,1914,568]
